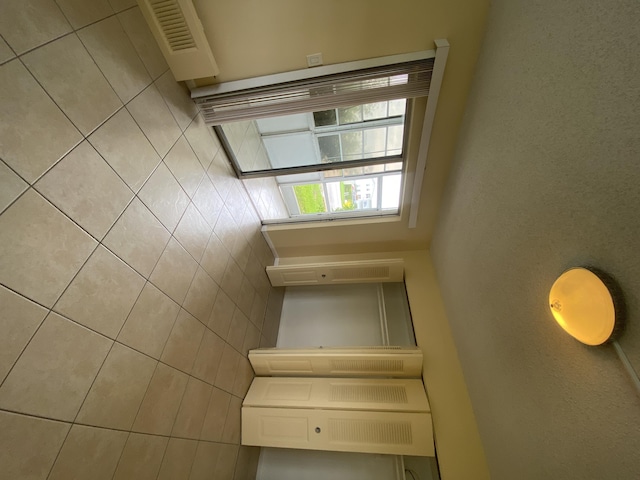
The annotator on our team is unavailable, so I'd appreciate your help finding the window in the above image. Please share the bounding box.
[192,51,436,221]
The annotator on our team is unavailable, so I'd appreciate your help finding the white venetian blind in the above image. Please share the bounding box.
[194,58,434,125]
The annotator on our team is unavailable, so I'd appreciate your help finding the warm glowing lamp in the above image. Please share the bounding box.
[549,267,623,346]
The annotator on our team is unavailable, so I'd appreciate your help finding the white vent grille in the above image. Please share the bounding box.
[328,418,413,445]
[330,385,408,404]
[330,359,403,373]
[150,0,196,51]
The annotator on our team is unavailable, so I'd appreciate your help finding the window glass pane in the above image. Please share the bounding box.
[354,178,378,209]
[318,135,341,163]
[293,184,327,214]
[338,105,362,124]
[343,167,364,176]
[388,99,406,116]
[325,181,357,212]
[323,168,343,178]
[340,131,362,161]
[313,109,337,127]
[364,164,385,174]
[381,173,402,209]
[363,127,387,158]
[363,102,388,121]
[385,162,403,172]
[387,124,404,152]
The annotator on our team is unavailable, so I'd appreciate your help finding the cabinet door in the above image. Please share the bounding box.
[248,347,423,377]
[244,377,430,413]
[242,407,434,456]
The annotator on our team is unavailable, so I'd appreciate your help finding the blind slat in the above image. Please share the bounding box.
[196,58,434,125]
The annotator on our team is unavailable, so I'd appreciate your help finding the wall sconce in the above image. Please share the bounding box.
[549,267,640,395]
[548,267,623,346]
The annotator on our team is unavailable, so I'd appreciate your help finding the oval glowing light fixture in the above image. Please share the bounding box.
[549,267,622,346]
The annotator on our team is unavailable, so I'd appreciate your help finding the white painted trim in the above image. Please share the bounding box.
[408,39,450,229]
[260,225,279,266]
[190,50,436,99]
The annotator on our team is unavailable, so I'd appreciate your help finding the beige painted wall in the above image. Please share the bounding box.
[276,250,490,480]
[431,0,640,478]
[194,0,489,257]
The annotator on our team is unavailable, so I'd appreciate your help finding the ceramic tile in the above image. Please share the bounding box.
[138,163,189,231]
[0,313,112,421]
[0,286,48,382]
[226,182,249,223]
[113,433,168,480]
[35,141,133,239]
[55,246,145,338]
[150,238,198,304]
[132,363,188,435]
[207,149,235,201]
[108,0,136,11]
[76,342,157,429]
[103,198,171,277]
[215,207,239,254]
[155,70,199,131]
[183,267,219,324]
[161,309,205,374]
[49,424,128,480]
[0,189,96,307]
[234,446,260,480]
[127,84,180,157]
[55,0,114,29]
[78,16,150,103]
[157,438,198,480]
[189,441,221,480]
[0,410,70,480]
[0,161,27,213]
[231,235,252,273]
[172,377,212,439]
[0,37,14,64]
[0,0,71,55]
[117,282,180,358]
[221,258,244,303]
[173,203,211,261]
[164,136,205,197]
[201,233,230,285]
[207,289,235,339]
[249,292,267,330]
[200,387,231,442]
[221,396,242,444]
[227,308,249,352]
[192,329,225,385]
[214,344,241,393]
[89,108,160,192]
[118,7,168,79]
[216,443,239,479]
[193,174,224,227]
[22,34,121,135]
[237,275,256,317]
[232,355,254,397]
[185,115,220,169]
[241,323,261,358]
[0,59,82,183]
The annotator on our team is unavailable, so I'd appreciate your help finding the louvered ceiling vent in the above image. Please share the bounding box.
[150,0,196,51]
[137,0,219,80]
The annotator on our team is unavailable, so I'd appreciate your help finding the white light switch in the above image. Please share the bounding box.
[306,53,323,67]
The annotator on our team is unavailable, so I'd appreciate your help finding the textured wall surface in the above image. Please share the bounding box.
[431,0,640,478]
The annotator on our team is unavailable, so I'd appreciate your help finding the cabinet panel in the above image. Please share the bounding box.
[244,377,430,413]
[242,407,434,456]
[249,347,423,377]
